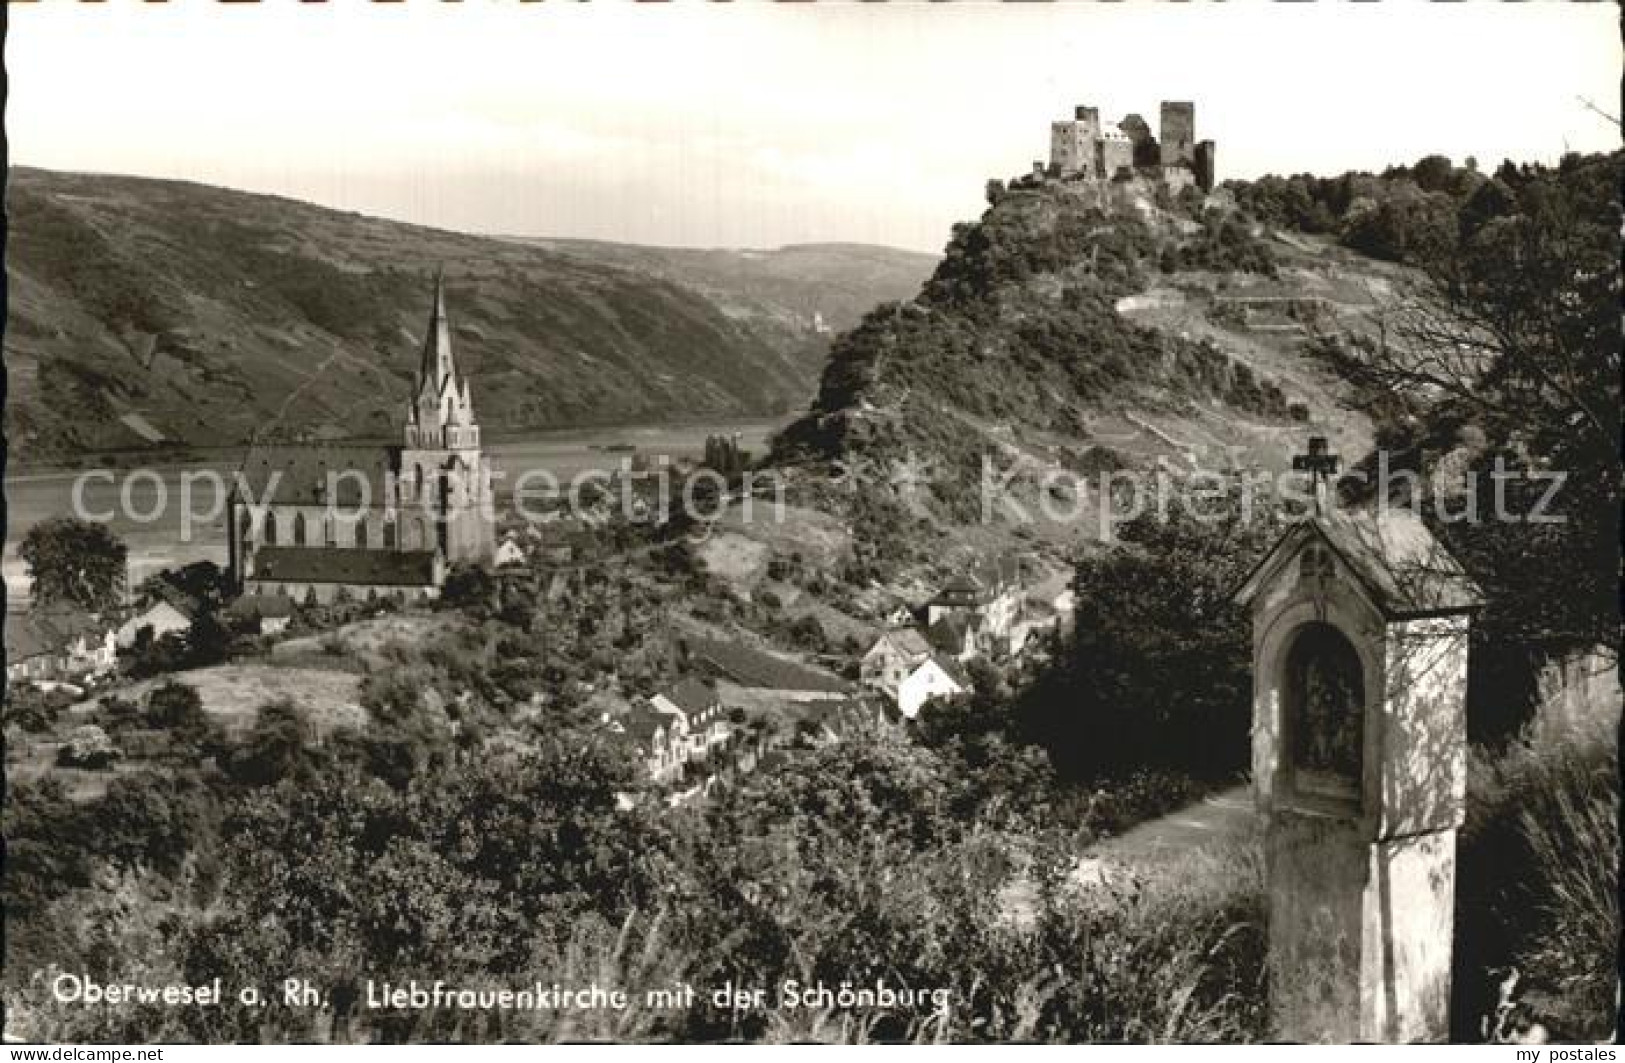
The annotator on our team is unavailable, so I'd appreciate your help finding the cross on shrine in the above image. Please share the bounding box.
[1292,436,1341,514]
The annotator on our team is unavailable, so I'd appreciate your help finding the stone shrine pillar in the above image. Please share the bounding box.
[1234,444,1483,1042]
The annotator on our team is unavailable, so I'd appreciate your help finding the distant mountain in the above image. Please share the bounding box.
[2,167,937,463]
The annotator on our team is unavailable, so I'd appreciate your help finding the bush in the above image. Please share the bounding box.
[57,725,122,769]
[145,681,205,731]
[4,685,66,733]
[1455,709,1618,1041]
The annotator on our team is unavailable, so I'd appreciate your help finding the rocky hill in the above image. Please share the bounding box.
[3,167,935,463]
[769,175,1403,562]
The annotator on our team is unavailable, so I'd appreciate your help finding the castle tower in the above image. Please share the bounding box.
[1194,140,1218,192]
[1049,104,1102,178]
[399,272,495,563]
[1071,105,1101,140]
[1159,101,1196,169]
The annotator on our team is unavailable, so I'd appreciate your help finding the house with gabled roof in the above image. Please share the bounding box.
[6,606,118,683]
[225,592,297,635]
[611,700,688,784]
[116,584,201,649]
[860,627,934,700]
[897,653,970,719]
[924,553,1027,656]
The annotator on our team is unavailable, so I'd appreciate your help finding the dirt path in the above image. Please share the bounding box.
[1001,784,1256,926]
[1089,784,1254,864]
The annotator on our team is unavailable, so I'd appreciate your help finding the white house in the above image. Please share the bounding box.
[116,598,195,649]
[859,628,933,699]
[896,654,969,719]
[494,534,527,568]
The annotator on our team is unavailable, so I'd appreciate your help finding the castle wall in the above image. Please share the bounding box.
[1098,134,1134,180]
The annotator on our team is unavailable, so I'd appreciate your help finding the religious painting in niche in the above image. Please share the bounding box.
[1284,621,1364,803]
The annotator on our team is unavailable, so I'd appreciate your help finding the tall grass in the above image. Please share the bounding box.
[1457,681,1619,1041]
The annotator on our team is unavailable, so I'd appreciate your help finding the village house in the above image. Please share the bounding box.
[610,678,733,785]
[5,606,118,684]
[896,654,969,719]
[859,630,965,720]
[859,627,933,697]
[493,533,527,569]
[115,584,200,649]
[927,612,979,663]
[613,701,688,784]
[225,592,296,635]
[924,554,1026,657]
[649,676,732,762]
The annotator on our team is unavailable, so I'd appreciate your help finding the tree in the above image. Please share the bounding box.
[1325,152,1620,663]
[20,518,127,612]
[441,563,495,612]
[146,681,206,732]
[222,698,313,786]
[1018,485,1279,782]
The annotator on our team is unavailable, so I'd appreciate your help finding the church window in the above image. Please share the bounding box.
[265,512,279,546]
[292,512,308,546]
[383,520,397,549]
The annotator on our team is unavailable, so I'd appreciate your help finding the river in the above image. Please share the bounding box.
[3,420,782,603]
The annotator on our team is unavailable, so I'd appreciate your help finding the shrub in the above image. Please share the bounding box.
[1456,706,1618,1040]
[145,681,204,731]
[57,725,122,769]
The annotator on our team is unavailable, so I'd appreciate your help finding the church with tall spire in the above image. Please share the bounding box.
[228,274,496,603]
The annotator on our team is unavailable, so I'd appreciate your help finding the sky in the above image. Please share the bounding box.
[7,1,1620,253]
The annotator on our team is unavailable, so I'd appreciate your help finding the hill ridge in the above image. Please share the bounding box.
[3,166,935,463]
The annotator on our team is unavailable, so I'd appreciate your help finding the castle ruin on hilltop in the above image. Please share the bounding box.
[1039,100,1215,192]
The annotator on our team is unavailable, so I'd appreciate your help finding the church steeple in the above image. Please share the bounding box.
[417,268,458,397]
[405,271,479,451]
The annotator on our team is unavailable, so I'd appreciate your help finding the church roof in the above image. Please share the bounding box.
[1233,507,1485,620]
[236,444,398,508]
[226,592,296,621]
[250,547,439,588]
